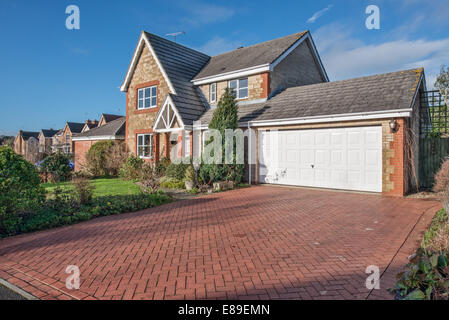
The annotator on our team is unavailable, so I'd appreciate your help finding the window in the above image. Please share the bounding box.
[210,83,217,103]
[138,86,157,109]
[184,134,191,157]
[137,134,153,158]
[229,78,248,99]
[66,134,70,143]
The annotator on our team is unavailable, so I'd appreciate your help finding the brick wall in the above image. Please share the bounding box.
[73,140,96,172]
[126,45,171,156]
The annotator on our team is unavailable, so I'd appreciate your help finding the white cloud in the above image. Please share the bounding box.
[196,36,243,56]
[181,3,234,26]
[314,24,449,88]
[307,5,333,24]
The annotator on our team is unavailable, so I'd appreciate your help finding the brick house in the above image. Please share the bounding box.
[72,117,126,171]
[120,30,426,196]
[14,130,40,163]
[38,129,59,154]
[53,122,85,154]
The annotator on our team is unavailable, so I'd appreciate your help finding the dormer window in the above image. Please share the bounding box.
[138,86,157,109]
[229,78,248,100]
[210,83,217,103]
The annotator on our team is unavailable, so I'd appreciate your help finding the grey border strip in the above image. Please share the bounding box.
[0,278,39,300]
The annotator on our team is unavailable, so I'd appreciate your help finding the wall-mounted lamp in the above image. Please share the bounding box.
[389,119,398,133]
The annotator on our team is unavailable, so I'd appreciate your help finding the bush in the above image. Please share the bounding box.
[154,157,170,176]
[0,147,45,236]
[41,152,72,182]
[166,162,189,180]
[184,164,196,183]
[72,177,94,205]
[120,155,144,180]
[86,141,127,177]
[160,177,185,189]
[391,249,449,300]
[434,158,449,210]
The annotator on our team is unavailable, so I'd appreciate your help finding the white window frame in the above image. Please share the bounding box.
[184,134,191,157]
[138,85,157,110]
[137,134,153,159]
[228,78,248,100]
[210,83,217,103]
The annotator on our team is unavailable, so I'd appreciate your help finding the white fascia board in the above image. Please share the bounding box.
[153,128,184,133]
[120,33,177,94]
[72,136,122,141]
[244,109,412,127]
[153,95,185,132]
[192,64,270,86]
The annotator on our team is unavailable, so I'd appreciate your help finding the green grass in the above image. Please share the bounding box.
[422,208,449,249]
[42,178,142,198]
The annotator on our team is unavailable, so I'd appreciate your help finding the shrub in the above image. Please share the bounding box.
[160,177,185,189]
[120,155,144,180]
[154,157,170,176]
[0,147,45,236]
[72,177,94,205]
[86,141,127,177]
[390,249,449,300]
[41,152,72,182]
[184,164,196,183]
[434,158,449,211]
[198,163,226,184]
[166,162,189,180]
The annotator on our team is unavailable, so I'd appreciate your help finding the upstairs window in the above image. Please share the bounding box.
[137,134,153,158]
[229,78,248,100]
[138,86,157,109]
[210,83,217,103]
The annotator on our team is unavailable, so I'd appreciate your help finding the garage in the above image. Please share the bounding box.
[258,126,383,192]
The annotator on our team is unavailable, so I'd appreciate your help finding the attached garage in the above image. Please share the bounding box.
[258,126,382,192]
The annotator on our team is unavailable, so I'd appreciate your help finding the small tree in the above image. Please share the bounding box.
[86,141,127,177]
[203,87,244,184]
[41,152,72,182]
[435,65,449,91]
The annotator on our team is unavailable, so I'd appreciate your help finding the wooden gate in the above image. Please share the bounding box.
[419,138,449,189]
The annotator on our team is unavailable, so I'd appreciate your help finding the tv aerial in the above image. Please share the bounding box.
[166,31,185,42]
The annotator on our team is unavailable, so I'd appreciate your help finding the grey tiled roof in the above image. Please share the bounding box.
[192,31,308,81]
[145,32,210,125]
[41,129,59,138]
[101,114,123,123]
[74,117,126,139]
[67,122,85,134]
[198,68,423,125]
[21,131,40,141]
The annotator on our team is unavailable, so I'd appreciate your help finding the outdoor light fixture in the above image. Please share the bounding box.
[389,119,398,133]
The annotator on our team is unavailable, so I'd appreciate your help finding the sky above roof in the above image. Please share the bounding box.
[0,0,448,135]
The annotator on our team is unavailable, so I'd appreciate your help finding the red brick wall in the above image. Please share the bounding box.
[73,140,96,172]
[387,118,405,196]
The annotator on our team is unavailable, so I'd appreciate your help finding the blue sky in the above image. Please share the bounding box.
[0,0,448,135]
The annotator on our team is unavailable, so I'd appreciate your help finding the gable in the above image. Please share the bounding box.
[153,96,184,132]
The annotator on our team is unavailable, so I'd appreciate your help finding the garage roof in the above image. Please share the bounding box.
[197,68,424,126]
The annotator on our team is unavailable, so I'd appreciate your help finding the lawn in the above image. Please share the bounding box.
[42,178,142,198]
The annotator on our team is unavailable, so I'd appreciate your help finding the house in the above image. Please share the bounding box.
[38,129,59,154]
[81,120,99,133]
[51,129,64,153]
[98,113,123,127]
[54,122,85,154]
[120,30,425,196]
[72,117,126,171]
[14,130,40,163]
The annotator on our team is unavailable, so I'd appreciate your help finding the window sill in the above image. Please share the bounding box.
[134,107,159,114]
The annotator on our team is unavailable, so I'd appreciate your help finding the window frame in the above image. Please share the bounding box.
[137,85,158,110]
[137,133,153,159]
[184,134,191,158]
[228,78,248,100]
[210,83,217,103]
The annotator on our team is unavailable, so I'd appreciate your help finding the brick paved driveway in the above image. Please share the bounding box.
[0,186,440,300]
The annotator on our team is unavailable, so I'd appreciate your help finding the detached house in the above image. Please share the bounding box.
[38,129,59,154]
[120,30,425,196]
[54,122,85,154]
[14,130,39,163]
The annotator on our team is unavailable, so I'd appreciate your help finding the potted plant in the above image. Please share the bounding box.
[184,164,196,191]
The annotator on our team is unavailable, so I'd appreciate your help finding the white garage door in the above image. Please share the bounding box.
[258,126,382,192]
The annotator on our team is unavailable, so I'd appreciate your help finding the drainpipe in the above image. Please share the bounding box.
[248,122,252,185]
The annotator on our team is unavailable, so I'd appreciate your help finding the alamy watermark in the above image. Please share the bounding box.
[65,265,80,290]
[366,5,380,30]
[365,265,380,290]
[66,5,80,30]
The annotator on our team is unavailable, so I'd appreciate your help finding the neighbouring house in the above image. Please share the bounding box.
[72,116,126,171]
[98,113,123,127]
[120,30,426,196]
[81,119,99,133]
[38,129,59,154]
[51,129,64,153]
[14,130,40,163]
[53,122,85,154]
